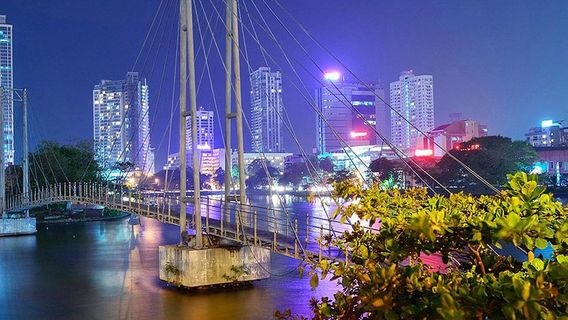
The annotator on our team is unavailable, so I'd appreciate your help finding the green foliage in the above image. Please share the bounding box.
[280,162,310,186]
[279,156,336,188]
[435,136,538,193]
[222,265,251,282]
[295,172,568,319]
[164,262,181,286]
[29,140,101,186]
[330,170,357,184]
[246,159,280,189]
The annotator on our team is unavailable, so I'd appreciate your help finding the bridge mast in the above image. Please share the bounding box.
[224,0,233,211]
[179,0,188,244]
[231,0,247,207]
[180,0,203,248]
[186,0,203,248]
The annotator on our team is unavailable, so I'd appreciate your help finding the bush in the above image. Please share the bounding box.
[284,172,568,319]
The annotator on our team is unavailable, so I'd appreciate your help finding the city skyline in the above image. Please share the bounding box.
[1,1,567,169]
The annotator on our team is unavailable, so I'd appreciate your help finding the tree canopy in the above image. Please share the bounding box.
[281,172,568,319]
[246,159,279,189]
[29,140,101,187]
[434,136,538,193]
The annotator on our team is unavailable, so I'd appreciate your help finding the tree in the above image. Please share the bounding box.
[280,162,309,187]
[435,136,538,193]
[369,157,395,177]
[29,140,101,186]
[213,167,225,187]
[280,172,568,319]
[318,157,335,173]
[150,167,209,190]
[246,159,279,189]
[329,169,356,184]
[5,164,22,197]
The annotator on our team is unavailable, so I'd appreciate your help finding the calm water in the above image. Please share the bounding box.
[0,215,336,320]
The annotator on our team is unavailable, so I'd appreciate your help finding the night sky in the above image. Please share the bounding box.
[2,0,567,168]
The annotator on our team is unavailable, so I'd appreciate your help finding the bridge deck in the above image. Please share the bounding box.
[7,183,352,261]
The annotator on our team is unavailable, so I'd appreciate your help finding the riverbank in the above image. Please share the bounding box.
[37,212,130,225]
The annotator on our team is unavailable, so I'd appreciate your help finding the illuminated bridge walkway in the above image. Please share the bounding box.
[6,182,360,261]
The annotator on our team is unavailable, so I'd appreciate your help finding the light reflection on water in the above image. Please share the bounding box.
[0,214,337,320]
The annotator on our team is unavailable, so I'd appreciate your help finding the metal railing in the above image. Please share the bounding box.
[6,182,369,260]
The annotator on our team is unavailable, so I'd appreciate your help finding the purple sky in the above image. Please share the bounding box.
[2,0,567,168]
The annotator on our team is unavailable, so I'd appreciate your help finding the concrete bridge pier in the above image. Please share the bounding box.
[159,237,271,288]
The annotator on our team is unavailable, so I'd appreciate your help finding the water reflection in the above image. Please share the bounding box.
[0,216,336,319]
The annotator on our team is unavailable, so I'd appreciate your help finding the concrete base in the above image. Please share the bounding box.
[0,218,37,236]
[159,244,271,287]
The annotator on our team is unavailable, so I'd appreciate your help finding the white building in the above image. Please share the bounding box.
[93,72,153,175]
[186,106,214,153]
[239,152,293,175]
[323,144,397,173]
[249,67,284,152]
[390,70,434,155]
[316,72,387,154]
[163,152,180,170]
[0,15,14,165]
[165,148,228,176]
[525,120,568,147]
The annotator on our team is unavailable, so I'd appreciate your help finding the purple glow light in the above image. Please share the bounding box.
[324,71,341,81]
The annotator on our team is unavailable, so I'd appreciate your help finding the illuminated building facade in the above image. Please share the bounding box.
[427,120,487,156]
[249,67,284,152]
[316,72,387,154]
[186,106,214,153]
[93,72,153,175]
[0,15,14,164]
[525,120,568,147]
[390,70,434,155]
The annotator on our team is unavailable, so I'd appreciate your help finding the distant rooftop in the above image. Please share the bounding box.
[0,15,6,24]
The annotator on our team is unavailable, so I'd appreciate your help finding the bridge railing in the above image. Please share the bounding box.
[6,182,373,260]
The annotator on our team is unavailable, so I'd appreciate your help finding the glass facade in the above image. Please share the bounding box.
[0,15,14,165]
[390,70,435,154]
[93,72,153,175]
[315,77,386,154]
[249,67,284,152]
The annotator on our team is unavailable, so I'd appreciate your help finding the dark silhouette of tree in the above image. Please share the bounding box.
[29,140,101,187]
[280,162,309,186]
[369,157,396,179]
[246,159,279,189]
[435,136,538,193]
[213,167,225,187]
[318,157,335,173]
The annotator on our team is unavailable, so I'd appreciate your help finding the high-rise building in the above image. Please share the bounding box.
[525,120,568,148]
[186,106,214,153]
[93,72,153,175]
[0,15,15,165]
[316,72,387,154]
[249,67,284,152]
[390,70,434,154]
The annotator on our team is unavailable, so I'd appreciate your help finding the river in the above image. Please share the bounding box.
[0,212,337,320]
